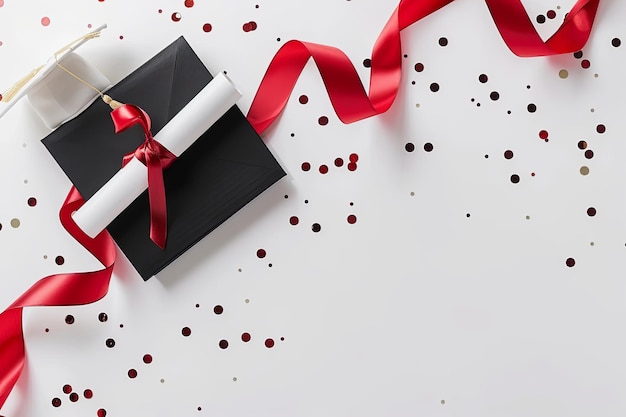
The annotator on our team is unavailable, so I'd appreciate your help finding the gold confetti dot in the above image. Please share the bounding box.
[23,179,28,184]
[410,191,415,196]
[559,69,569,79]
[591,108,595,112]
[10,218,20,228]
[590,242,595,246]
[415,103,420,108]
[525,215,530,220]
[43,255,48,259]
[441,400,446,405]
[238,268,242,272]
[233,377,238,382]
[594,73,599,78]
[245,299,250,304]
[160,379,165,383]
[580,166,590,175]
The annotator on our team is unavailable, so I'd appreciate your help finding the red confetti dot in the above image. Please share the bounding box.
[119,35,124,40]
[301,162,311,172]
[349,153,359,163]
[52,398,61,407]
[318,116,329,126]
[56,256,65,265]
[0,0,4,7]
[182,327,191,337]
[311,223,321,233]
[27,197,37,206]
[250,21,257,30]
[41,16,51,26]
[65,315,74,324]
[414,62,424,72]
[504,150,514,159]
[63,384,72,394]
[566,258,576,267]
[596,124,606,133]
[334,157,344,167]
[219,339,229,349]
[256,249,266,258]
[265,338,275,348]
[423,143,434,152]
[69,392,79,402]
[83,389,93,399]
[347,162,358,171]
[158,9,163,13]
[587,207,597,216]
[241,332,251,342]
[171,12,182,22]
[347,214,357,224]
[128,369,137,378]
[319,164,329,174]
[581,59,591,69]
[202,23,212,32]
[184,0,194,7]
[510,174,520,184]
[143,354,153,364]
[585,150,594,159]
[479,74,488,83]
[289,216,299,225]
[97,409,107,417]
[298,95,309,104]
[539,130,549,140]
[213,305,224,315]
[405,143,415,152]
[546,9,557,19]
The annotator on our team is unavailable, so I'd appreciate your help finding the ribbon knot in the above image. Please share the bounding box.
[111,104,177,249]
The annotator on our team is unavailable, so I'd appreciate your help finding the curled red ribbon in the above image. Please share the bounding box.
[247,0,599,134]
[0,0,600,411]
[112,104,177,249]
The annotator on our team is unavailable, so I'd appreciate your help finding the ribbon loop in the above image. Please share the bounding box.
[112,104,177,249]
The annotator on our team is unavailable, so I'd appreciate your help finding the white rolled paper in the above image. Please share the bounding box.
[72,72,242,238]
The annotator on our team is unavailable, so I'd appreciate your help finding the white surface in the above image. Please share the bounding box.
[72,72,242,238]
[0,0,625,416]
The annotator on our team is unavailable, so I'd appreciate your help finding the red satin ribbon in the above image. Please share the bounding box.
[0,187,115,408]
[0,0,600,411]
[112,104,177,249]
[247,0,599,134]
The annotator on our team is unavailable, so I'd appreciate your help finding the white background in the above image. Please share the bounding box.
[0,0,625,416]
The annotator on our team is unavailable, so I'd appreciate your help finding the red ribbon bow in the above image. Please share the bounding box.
[111,104,177,249]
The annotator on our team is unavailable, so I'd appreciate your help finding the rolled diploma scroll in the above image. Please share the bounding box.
[72,72,242,238]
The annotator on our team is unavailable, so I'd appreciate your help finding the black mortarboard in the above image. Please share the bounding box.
[41,36,286,280]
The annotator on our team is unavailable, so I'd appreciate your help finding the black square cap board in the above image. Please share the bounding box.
[42,36,286,280]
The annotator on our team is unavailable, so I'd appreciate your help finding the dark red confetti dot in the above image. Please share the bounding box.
[265,338,275,348]
[490,91,500,101]
[105,338,115,348]
[319,165,329,174]
[280,337,285,341]
[182,327,191,337]
[69,392,79,402]
[256,249,266,258]
[289,216,299,225]
[158,9,162,13]
[219,339,229,349]
[171,12,181,22]
[202,23,212,32]
[362,58,371,68]
[97,409,107,417]
[214,305,224,315]
[510,174,520,184]
[581,59,591,69]
[438,37,448,46]
[65,315,74,324]
[429,83,440,92]
[142,354,153,364]
[578,140,587,149]
[587,207,597,216]
[128,369,137,378]
[527,103,537,112]
[504,150,513,159]
[318,116,329,125]
[349,153,359,163]
[424,143,433,152]
[98,312,108,322]
[347,215,357,224]
[250,21,257,30]
[585,149,594,159]
[414,62,424,72]
[334,157,344,167]
[45,328,49,332]
[241,332,251,342]
[311,223,321,233]
[52,398,61,407]
[566,258,576,267]
[405,143,415,152]
[596,124,606,133]
[478,74,488,83]
[63,384,72,394]
[301,162,311,171]
[83,389,93,399]
[573,50,583,59]
[347,162,357,171]
[55,256,65,265]
[184,0,194,7]
[612,38,621,47]
[27,197,37,206]
[546,9,556,19]
[536,14,546,24]
[539,130,549,140]
[298,95,308,104]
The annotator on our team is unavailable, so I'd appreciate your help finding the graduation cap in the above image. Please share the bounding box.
[17,34,285,280]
